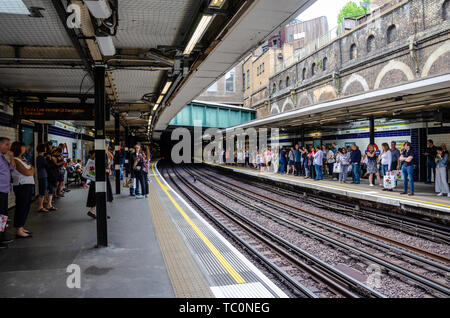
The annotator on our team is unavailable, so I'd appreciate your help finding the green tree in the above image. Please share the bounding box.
[337,1,370,25]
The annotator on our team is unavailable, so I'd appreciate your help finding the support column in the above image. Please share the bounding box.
[36,123,43,145]
[43,124,48,142]
[369,117,375,145]
[94,65,108,247]
[114,113,121,194]
[125,126,130,178]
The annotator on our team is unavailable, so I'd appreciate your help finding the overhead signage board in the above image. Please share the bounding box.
[14,103,94,120]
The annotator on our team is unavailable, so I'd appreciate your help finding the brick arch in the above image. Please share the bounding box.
[297,93,313,108]
[270,103,280,115]
[374,60,414,89]
[342,74,369,95]
[282,98,294,112]
[315,85,337,103]
[422,40,450,77]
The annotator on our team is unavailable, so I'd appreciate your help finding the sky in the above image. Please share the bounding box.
[297,0,354,29]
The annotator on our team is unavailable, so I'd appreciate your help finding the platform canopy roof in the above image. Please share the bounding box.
[0,0,316,141]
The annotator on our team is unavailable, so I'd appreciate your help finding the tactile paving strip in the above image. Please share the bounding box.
[148,184,213,298]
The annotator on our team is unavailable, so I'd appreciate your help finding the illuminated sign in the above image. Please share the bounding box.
[14,103,94,120]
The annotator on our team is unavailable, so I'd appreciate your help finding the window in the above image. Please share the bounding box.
[286,76,290,87]
[246,70,250,89]
[444,0,450,20]
[272,83,277,94]
[225,70,235,93]
[262,63,265,73]
[367,35,375,53]
[350,44,357,60]
[243,73,246,91]
[311,63,316,76]
[279,80,283,90]
[387,25,397,44]
[207,82,218,92]
[322,57,327,71]
[257,66,259,76]
[302,67,306,81]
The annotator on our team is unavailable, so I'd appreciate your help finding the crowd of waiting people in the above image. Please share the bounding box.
[218,139,449,197]
[0,138,79,244]
[0,135,152,248]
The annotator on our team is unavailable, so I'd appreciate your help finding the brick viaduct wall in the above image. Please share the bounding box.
[265,0,450,117]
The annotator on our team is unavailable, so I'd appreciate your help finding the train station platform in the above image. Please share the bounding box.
[0,166,287,298]
[205,163,450,221]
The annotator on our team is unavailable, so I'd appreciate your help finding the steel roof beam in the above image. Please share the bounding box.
[52,0,94,81]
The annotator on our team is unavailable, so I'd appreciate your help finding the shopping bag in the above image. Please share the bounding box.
[393,170,403,181]
[82,159,96,181]
[333,162,341,174]
[0,214,7,233]
[383,175,397,189]
[123,177,134,188]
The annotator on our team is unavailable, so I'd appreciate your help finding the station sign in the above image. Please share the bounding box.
[14,102,94,120]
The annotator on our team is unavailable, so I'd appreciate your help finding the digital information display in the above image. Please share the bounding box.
[14,103,95,120]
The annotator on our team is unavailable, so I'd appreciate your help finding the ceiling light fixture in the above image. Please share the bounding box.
[183,14,214,55]
[156,95,164,104]
[209,0,226,9]
[96,35,116,56]
[84,0,112,18]
[161,81,172,95]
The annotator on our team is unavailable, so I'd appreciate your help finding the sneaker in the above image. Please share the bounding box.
[437,193,443,197]
[408,193,415,196]
[400,192,408,195]
[136,195,144,199]
[447,193,450,198]
[369,184,374,187]
[87,212,96,219]
[144,195,148,198]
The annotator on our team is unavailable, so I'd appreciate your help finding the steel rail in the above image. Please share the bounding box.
[169,165,384,298]
[200,166,450,264]
[192,166,450,270]
[186,167,450,297]
[160,166,317,298]
[204,165,450,239]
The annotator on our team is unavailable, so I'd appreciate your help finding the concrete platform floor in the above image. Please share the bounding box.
[0,183,174,298]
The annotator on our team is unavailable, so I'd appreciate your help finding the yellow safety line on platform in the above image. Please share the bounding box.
[214,164,450,209]
[151,163,246,284]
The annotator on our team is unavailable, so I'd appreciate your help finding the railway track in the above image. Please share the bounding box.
[203,165,449,244]
[166,164,450,297]
[202,165,450,253]
[160,164,385,298]
[185,165,450,297]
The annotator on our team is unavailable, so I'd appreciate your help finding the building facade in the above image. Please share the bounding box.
[197,62,244,107]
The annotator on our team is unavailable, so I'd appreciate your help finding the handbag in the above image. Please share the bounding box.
[333,162,342,174]
[123,177,134,188]
[393,170,403,181]
[82,159,96,181]
[383,174,397,189]
[0,214,7,233]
